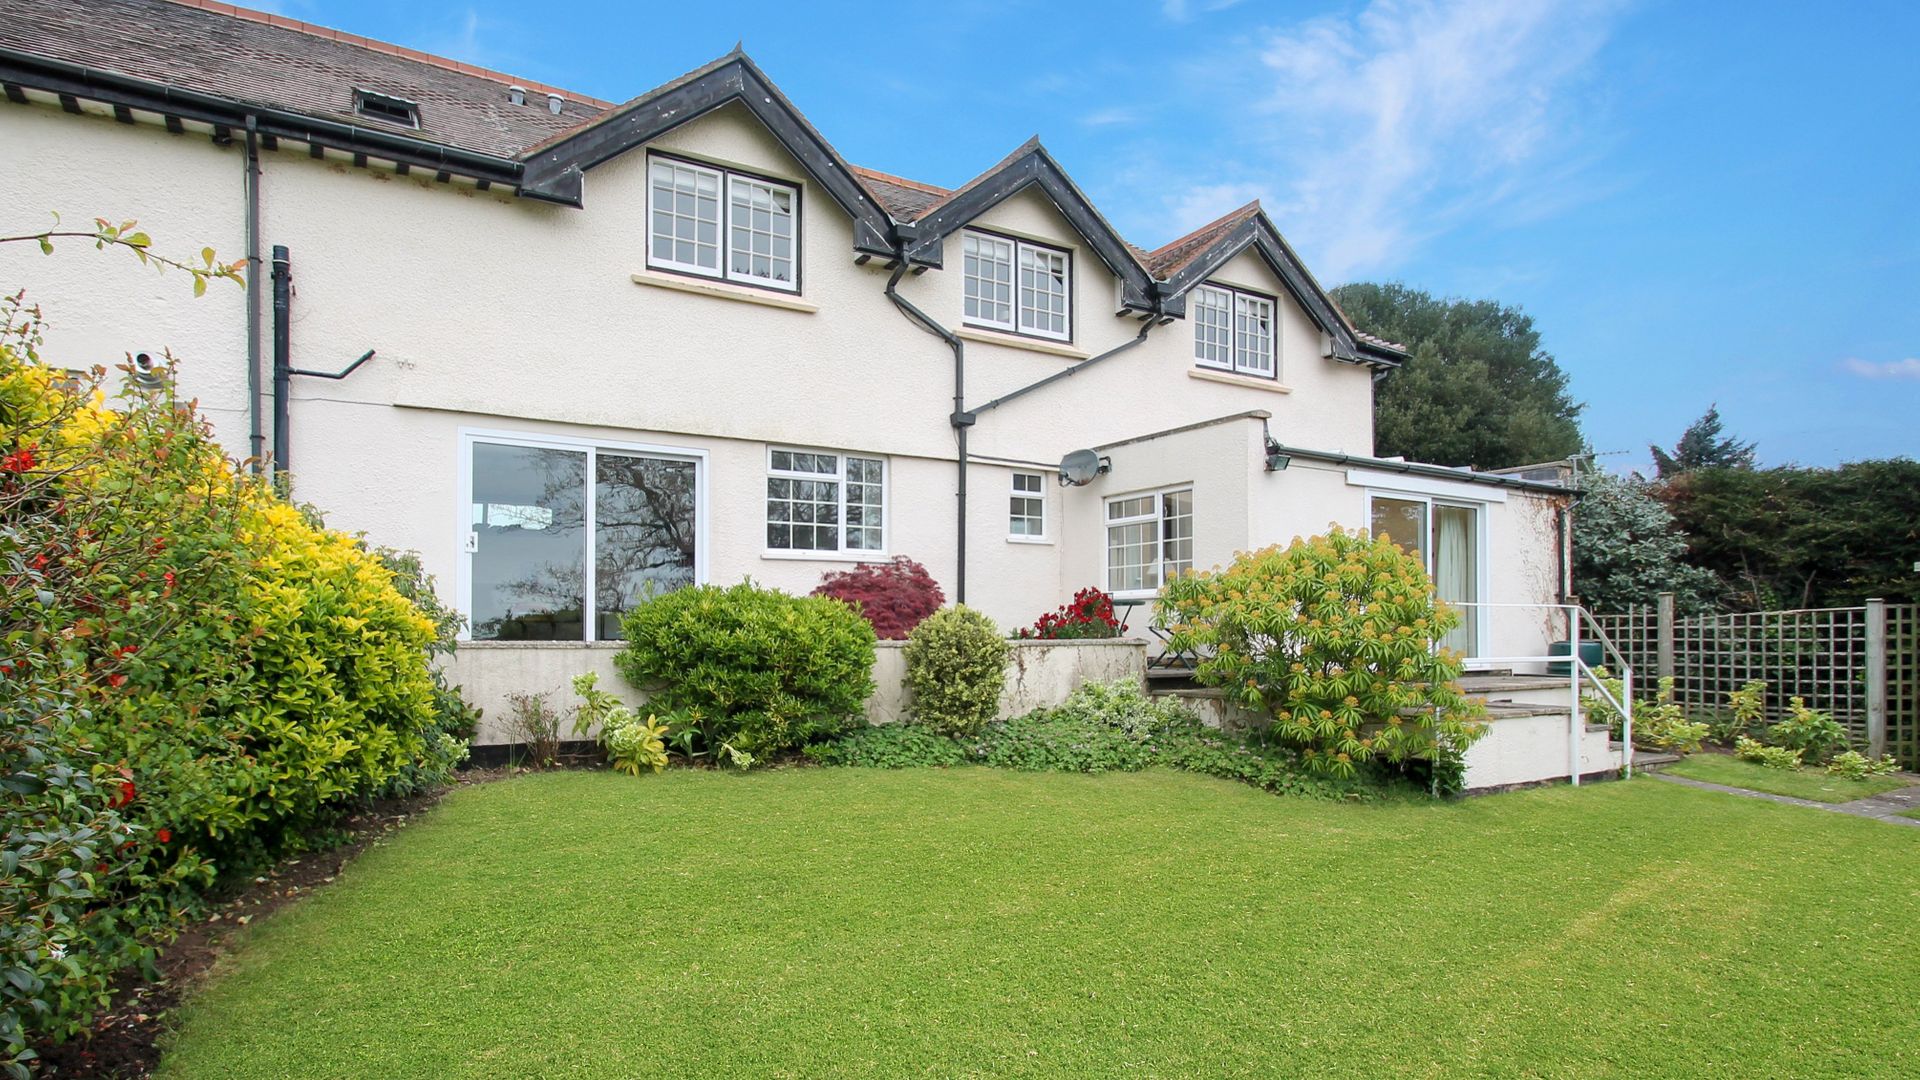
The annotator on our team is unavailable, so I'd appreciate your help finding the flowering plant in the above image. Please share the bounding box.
[1015,587,1122,640]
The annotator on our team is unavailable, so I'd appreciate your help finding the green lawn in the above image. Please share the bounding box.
[1665,752,1916,802]
[162,769,1920,1079]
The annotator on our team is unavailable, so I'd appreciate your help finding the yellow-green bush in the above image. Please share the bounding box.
[1160,527,1486,786]
[3,295,463,1067]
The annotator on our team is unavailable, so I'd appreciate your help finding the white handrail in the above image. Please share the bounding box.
[1445,601,1637,782]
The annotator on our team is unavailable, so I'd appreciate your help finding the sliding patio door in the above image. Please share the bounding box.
[1369,496,1480,658]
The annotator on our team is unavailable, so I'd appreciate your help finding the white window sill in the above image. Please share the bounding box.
[632,270,817,313]
[1189,368,1292,393]
[760,549,890,563]
[1006,536,1054,546]
[956,326,1089,360]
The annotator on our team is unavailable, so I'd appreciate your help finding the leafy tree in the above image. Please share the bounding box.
[1659,460,1920,610]
[1650,404,1756,478]
[1571,470,1722,612]
[1332,282,1584,469]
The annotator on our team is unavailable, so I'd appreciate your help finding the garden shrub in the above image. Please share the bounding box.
[810,556,943,639]
[571,674,671,776]
[1717,680,1767,745]
[1735,735,1803,770]
[1824,750,1900,780]
[1587,673,1706,754]
[1766,697,1849,764]
[1015,587,1122,639]
[904,606,1008,736]
[1160,528,1486,779]
[616,581,876,758]
[505,690,565,768]
[3,295,462,1069]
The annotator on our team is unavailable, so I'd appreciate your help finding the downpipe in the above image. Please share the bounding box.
[270,244,291,476]
[883,262,969,603]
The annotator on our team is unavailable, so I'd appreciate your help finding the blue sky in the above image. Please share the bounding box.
[274,0,1917,470]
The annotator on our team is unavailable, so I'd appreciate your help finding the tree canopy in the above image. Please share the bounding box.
[1331,282,1584,470]
[1650,405,1756,478]
[1657,459,1920,610]
[1571,470,1722,613]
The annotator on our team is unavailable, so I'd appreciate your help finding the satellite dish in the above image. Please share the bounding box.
[1058,448,1108,486]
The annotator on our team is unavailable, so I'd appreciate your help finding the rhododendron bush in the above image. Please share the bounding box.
[1015,587,1122,640]
[2,290,464,1069]
[1159,527,1485,785]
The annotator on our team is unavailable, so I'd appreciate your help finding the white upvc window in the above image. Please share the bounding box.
[963,230,1071,341]
[1009,471,1046,540]
[648,154,799,291]
[766,448,886,554]
[963,233,1013,328]
[460,430,706,643]
[1193,283,1277,378]
[1105,488,1193,597]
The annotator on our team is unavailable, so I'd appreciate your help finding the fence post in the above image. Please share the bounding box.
[1866,598,1888,757]
[1656,592,1676,681]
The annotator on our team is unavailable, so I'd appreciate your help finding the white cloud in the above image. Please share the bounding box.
[1841,357,1920,380]
[1080,106,1141,127]
[1159,0,1629,279]
[1164,0,1246,23]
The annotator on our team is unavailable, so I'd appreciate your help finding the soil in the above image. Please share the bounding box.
[35,768,520,1078]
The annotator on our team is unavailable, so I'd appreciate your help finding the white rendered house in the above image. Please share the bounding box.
[0,0,1587,771]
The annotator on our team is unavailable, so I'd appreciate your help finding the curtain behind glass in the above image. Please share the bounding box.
[1434,505,1477,657]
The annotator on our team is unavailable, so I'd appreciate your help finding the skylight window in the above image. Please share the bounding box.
[353,89,420,128]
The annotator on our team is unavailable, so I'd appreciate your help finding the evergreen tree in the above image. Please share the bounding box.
[1650,404,1756,478]
[1573,470,1723,612]
[1332,282,1584,470]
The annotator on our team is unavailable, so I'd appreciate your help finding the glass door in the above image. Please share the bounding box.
[1370,495,1480,659]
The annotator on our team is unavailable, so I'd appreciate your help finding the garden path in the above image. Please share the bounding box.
[1649,771,1920,827]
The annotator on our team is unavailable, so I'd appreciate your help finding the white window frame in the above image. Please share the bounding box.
[455,428,709,644]
[1008,470,1048,543]
[646,153,800,292]
[962,229,1072,342]
[763,446,890,559]
[1363,489,1490,663]
[1193,282,1278,379]
[1103,487,1194,599]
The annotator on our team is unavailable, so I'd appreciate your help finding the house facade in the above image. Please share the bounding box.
[0,0,1574,745]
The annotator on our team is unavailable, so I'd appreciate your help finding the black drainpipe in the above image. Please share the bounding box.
[884,262,969,603]
[885,262,1170,604]
[243,115,265,469]
[270,244,291,475]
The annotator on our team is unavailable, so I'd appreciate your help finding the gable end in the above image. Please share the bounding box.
[518,53,894,256]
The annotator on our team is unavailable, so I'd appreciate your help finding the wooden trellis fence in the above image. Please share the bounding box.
[1590,596,1919,768]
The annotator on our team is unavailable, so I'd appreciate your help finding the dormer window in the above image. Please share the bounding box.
[647,153,799,292]
[353,89,420,128]
[1193,283,1276,379]
[963,229,1071,342]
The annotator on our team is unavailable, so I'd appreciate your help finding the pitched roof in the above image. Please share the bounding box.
[0,0,1402,355]
[849,166,950,222]
[0,0,606,158]
[1145,201,1263,278]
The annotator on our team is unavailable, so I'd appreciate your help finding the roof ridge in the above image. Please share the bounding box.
[849,165,950,196]
[1149,199,1261,257]
[158,0,616,108]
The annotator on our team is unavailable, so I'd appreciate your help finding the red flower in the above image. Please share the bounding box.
[106,673,127,688]
[0,445,36,473]
[110,780,136,808]
[156,828,172,844]
[161,570,176,595]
